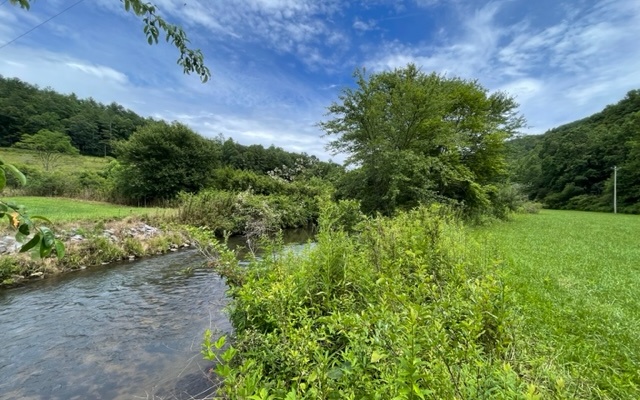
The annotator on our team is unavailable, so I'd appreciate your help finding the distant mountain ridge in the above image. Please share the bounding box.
[508,89,640,213]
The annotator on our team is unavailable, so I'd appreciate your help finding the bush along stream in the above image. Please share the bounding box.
[197,201,569,399]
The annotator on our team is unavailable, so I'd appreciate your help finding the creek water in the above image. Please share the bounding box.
[0,230,314,400]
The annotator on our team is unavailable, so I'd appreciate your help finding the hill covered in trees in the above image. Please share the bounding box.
[0,75,342,204]
[509,89,640,213]
[0,75,336,175]
[0,75,149,156]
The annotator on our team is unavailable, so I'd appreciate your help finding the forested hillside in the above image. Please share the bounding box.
[0,75,149,155]
[0,75,342,204]
[0,75,326,169]
[509,89,640,213]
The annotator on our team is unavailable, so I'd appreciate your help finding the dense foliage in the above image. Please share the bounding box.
[321,65,525,217]
[509,89,640,212]
[0,76,148,155]
[199,204,561,399]
[177,189,319,238]
[115,121,219,203]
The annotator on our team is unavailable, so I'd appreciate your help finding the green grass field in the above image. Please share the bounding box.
[475,210,640,398]
[0,147,110,174]
[3,196,171,223]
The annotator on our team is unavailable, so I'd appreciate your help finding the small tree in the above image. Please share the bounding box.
[14,130,79,171]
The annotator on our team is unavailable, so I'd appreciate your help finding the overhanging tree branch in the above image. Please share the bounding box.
[9,0,211,82]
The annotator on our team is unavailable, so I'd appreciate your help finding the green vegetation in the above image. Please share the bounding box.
[1,160,64,260]
[322,64,524,217]
[509,89,640,213]
[115,121,220,202]
[201,205,535,399]
[2,197,169,223]
[177,190,318,238]
[14,129,79,171]
[0,5,637,396]
[0,75,149,155]
[0,147,109,174]
[472,210,640,398]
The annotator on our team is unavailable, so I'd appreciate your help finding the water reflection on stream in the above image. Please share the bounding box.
[0,230,313,400]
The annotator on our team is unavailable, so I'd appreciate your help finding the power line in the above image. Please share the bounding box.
[0,0,85,50]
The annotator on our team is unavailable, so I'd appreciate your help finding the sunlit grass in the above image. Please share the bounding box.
[0,147,109,173]
[4,196,172,223]
[474,210,640,398]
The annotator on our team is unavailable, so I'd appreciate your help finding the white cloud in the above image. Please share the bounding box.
[95,0,347,69]
[353,18,377,32]
[65,62,129,85]
[365,0,640,133]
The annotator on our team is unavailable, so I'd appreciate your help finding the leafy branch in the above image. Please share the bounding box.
[0,159,64,259]
[9,0,211,82]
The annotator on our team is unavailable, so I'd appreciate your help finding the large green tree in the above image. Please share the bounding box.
[9,0,210,82]
[321,64,525,215]
[115,121,219,203]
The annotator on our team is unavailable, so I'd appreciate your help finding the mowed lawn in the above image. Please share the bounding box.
[3,196,171,223]
[475,210,640,398]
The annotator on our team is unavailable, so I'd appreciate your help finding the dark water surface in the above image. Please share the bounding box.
[0,230,313,400]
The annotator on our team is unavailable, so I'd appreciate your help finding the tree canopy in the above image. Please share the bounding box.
[321,64,524,215]
[0,76,149,155]
[115,121,219,202]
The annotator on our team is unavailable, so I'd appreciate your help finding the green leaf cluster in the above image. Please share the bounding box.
[320,64,525,216]
[0,159,64,259]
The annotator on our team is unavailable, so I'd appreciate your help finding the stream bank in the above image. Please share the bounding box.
[0,217,193,287]
[0,229,314,399]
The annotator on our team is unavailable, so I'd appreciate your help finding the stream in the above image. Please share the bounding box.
[0,230,313,400]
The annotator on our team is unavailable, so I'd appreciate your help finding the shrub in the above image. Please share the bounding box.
[0,257,19,284]
[490,183,529,220]
[201,205,555,398]
[176,189,317,237]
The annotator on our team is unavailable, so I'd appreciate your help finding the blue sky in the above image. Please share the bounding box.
[1,0,639,161]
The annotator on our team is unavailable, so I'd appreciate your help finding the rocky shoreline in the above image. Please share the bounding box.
[0,219,196,287]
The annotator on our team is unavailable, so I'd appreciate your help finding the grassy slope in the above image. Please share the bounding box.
[4,197,170,223]
[0,147,109,174]
[475,210,640,398]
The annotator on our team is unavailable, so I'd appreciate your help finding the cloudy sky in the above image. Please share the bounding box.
[1,0,639,161]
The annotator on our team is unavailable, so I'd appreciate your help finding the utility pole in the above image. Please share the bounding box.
[614,165,617,214]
